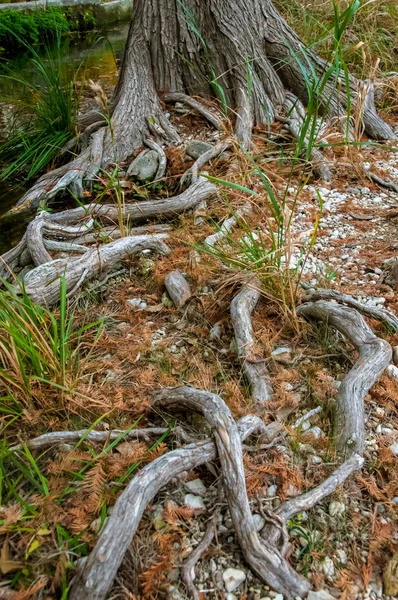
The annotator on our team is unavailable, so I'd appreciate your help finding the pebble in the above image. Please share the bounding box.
[336,548,347,564]
[184,479,207,496]
[183,494,205,510]
[329,501,346,517]
[307,591,336,600]
[127,297,147,310]
[222,568,246,592]
[322,556,335,580]
[164,270,192,308]
[389,442,398,456]
[312,456,323,464]
[267,484,277,497]
[253,513,265,532]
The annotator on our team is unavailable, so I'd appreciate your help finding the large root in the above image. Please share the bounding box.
[231,279,274,410]
[297,300,391,457]
[20,234,170,306]
[69,385,367,599]
[69,411,278,600]
[1,179,216,286]
[302,287,398,332]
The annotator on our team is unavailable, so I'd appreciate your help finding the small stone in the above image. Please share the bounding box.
[329,501,346,517]
[271,346,292,363]
[387,365,398,383]
[127,149,159,181]
[253,513,265,532]
[307,591,336,600]
[209,322,222,341]
[184,494,205,510]
[226,595,238,600]
[322,556,335,580]
[186,139,213,160]
[312,456,323,464]
[393,497,398,505]
[184,479,207,496]
[274,595,284,600]
[127,297,143,309]
[307,426,324,440]
[389,442,398,456]
[222,568,246,592]
[165,270,192,308]
[336,549,347,564]
[267,484,277,497]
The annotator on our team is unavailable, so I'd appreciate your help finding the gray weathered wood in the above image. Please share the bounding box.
[297,300,391,457]
[165,270,192,308]
[231,280,273,411]
[69,410,278,600]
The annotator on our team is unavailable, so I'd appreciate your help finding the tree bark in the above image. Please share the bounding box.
[8,0,395,217]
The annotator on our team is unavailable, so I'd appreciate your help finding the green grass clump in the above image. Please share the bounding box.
[0,8,69,49]
[0,278,103,408]
[275,0,398,75]
[0,31,86,181]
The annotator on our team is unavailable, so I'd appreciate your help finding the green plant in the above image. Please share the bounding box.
[0,278,103,407]
[0,8,69,50]
[0,30,86,181]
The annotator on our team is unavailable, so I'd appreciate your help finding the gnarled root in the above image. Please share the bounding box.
[297,300,392,457]
[302,287,398,332]
[69,411,278,600]
[231,280,274,411]
[151,387,310,598]
[20,234,170,306]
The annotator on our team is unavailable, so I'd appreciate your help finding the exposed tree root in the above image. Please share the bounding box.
[144,138,167,180]
[152,387,310,598]
[180,141,232,188]
[204,203,252,249]
[69,411,277,600]
[297,300,391,457]
[9,427,180,452]
[302,287,398,332]
[365,167,398,194]
[261,453,364,547]
[163,93,225,131]
[181,508,220,600]
[20,234,170,306]
[0,179,215,284]
[231,280,274,411]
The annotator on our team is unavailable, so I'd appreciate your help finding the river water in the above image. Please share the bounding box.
[0,22,129,254]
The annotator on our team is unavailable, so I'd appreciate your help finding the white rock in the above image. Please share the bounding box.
[274,595,284,600]
[389,442,398,456]
[307,591,336,600]
[127,297,144,309]
[387,365,398,382]
[226,595,238,600]
[253,513,265,532]
[336,549,347,564]
[329,501,346,517]
[312,456,323,465]
[222,568,246,592]
[267,484,277,497]
[322,556,335,580]
[184,494,205,510]
[307,426,324,439]
[184,479,207,496]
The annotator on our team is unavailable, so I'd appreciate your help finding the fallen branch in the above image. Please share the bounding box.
[163,92,224,131]
[297,300,391,457]
[69,411,278,600]
[231,280,274,411]
[302,287,398,332]
[365,168,398,193]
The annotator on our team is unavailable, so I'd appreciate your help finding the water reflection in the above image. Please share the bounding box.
[0,22,129,254]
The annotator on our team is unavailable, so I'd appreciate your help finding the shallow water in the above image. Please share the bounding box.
[0,22,129,254]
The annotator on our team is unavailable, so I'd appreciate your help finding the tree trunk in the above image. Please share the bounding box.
[10,0,396,215]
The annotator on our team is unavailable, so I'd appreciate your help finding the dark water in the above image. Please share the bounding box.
[0,23,130,254]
